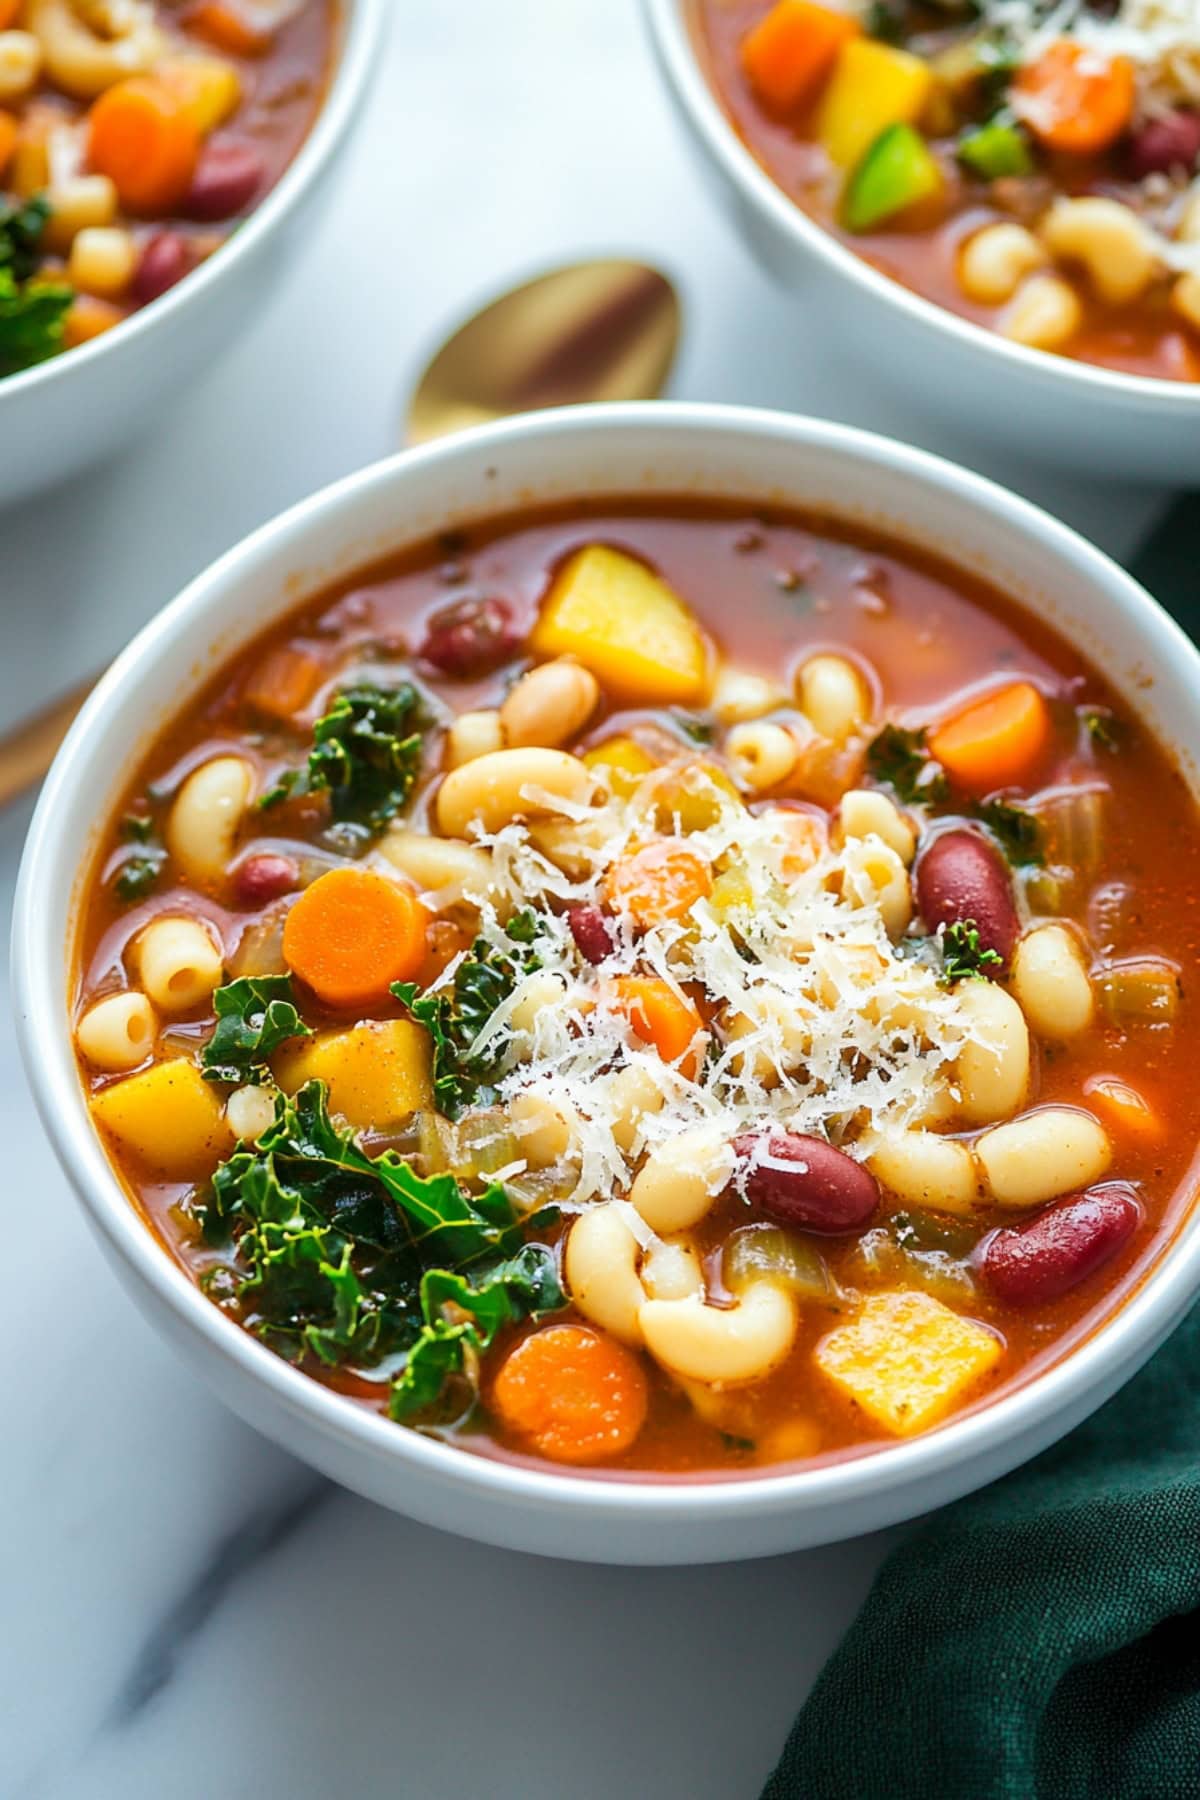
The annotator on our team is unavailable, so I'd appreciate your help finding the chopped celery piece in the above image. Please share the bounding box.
[957,116,1033,178]
[725,1225,834,1300]
[848,1227,977,1306]
[1097,958,1181,1027]
[891,1209,980,1259]
[843,123,943,232]
[1040,786,1106,877]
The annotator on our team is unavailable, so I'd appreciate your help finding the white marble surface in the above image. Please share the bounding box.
[1,3,1177,1797]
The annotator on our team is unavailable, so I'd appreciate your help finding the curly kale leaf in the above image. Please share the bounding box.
[200,1080,564,1408]
[0,268,72,376]
[392,909,544,1118]
[866,725,949,805]
[260,682,425,836]
[389,1245,565,1420]
[201,976,313,1087]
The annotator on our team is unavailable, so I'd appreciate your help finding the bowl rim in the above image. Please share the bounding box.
[0,0,389,407]
[642,0,1200,415]
[16,400,1200,1527]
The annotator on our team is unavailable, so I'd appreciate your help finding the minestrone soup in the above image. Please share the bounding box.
[73,501,1200,1477]
[698,0,1200,382]
[0,0,334,376]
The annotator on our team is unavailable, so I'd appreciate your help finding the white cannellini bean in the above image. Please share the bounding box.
[75,990,157,1072]
[795,653,870,742]
[869,1129,980,1215]
[976,1106,1112,1209]
[445,709,504,769]
[711,668,781,725]
[954,980,1030,1126]
[166,755,254,885]
[499,659,599,749]
[640,1281,797,1385]
[628,1124,736,1233]
[1010,924,1093,1039]
[435,747,594,837]
[133,915,224,1014]
[564,1205,646,1344]
[508,1088,578,1169]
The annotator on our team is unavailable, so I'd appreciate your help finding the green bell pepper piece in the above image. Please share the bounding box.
[842,123,943,233]
[957,116,1034,179]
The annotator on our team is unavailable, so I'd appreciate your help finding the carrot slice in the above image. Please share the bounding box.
[185,0,273,58]
[612,975,705,1075]
[604,839,712,929]
[1013,40,1135,155]
[242,647,324,724]
[741,0,859,113]
[490,1324,649,1464]
[929,681,1051,794]
[1083,1074,1163,1142]
[88,79,200,215]
[0,0,20,27]
[282,868,429,1009]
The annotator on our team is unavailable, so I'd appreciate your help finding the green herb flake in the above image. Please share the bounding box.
[201,975,313,1087]
[673,710,716,746]
[1081,706,1122,752]
[260,681,426,837]
[393,909,544,1119]
[0,267,73,377]
[114,850,167,903]
[866,724,949,805]
[975,798,1044,867]
[940,919,1003,985]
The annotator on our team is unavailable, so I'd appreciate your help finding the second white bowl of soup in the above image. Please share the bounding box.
[14,403,1200,1562]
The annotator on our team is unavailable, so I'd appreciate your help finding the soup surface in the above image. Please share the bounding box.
[0,0,334,377]
[74,500,1200,1478]
[698,0,1200,381]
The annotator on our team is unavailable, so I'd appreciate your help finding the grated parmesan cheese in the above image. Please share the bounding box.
[417,768,983,1211]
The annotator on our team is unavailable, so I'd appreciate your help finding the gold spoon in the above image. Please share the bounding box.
[0,258,681,810]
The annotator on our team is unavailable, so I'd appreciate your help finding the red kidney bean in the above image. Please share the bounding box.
[185,141,267,222]
[568,903,615,964]
[1127,110,1200,179]
[234,853,299,907]
[916,828,1019,964]
[983,1184,1141,1307]
[418,596,520,678]
[132,230,191,305]
[733,1131,880,1234]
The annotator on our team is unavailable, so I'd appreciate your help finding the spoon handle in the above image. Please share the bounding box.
[0,675,95,812]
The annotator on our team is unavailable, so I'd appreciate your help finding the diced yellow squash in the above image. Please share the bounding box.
[158,54,242,136]
[817,40,934,170]
[91,1058,234,1181]
[274,1019,432,1131]
[530,546,710,705]
[582,735,659,797]
[815,1290,1002,1436]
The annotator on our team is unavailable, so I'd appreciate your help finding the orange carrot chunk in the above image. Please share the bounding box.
[490,1324,649,1464]
[0,109,17,177]
[604,839,712,929]
[741,0,859,113]
[612,974,706,1075]
[282,867,429,1009]
[1083,1074,1164,1142]
[88,79,200,215]
[185,0,273,58]
[0,0,20,28]
[929,681,1051,794]
[1013,40,1135,155]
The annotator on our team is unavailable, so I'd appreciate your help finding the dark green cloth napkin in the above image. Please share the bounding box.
[763,500,1200,1800]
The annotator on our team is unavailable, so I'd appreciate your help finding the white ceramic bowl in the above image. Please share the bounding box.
[642,0,1200,480]
[15,403,1200,1563]
[0,0,387,509]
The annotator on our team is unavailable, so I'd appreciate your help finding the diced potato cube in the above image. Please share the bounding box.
[815,1290,1002,1436]
[158,54,242,136]
[817,40,934,170]
[582,735,658,797]
[530,545,710,705]
[91,1058,233,1180]
[275,1019,432,1130]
